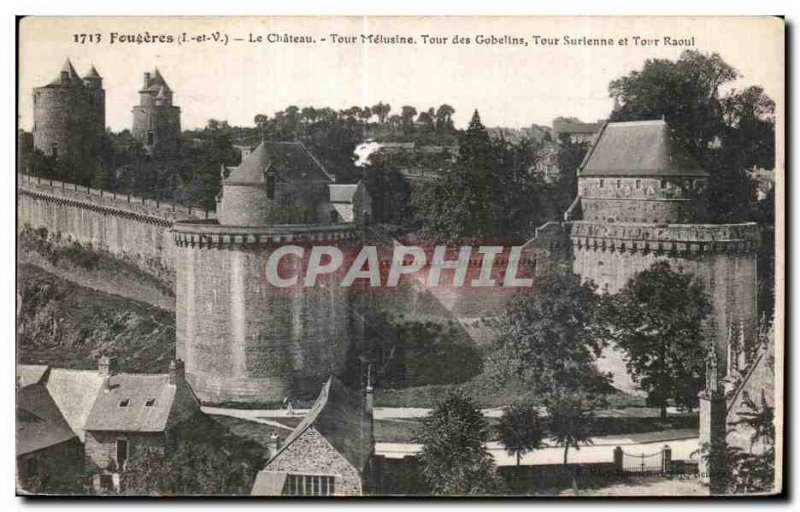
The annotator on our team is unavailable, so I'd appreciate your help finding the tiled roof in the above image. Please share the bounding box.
[45,369,104,442]
[268,377,371,472]
[17,383,78,456]
[251,471,288,496]
[579,120,708,177]
[84,374,177,432]
[329,184,359,203]
[16,364,50,388]
[224,141,334,185]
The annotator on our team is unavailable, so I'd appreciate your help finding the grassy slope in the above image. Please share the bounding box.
[17,264,176,373]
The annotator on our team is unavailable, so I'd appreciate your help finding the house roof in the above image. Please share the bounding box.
[45,369,104,442]
[579,120,708,177]
[251,471,288,496]
[17,383,78,456]
[267,376,371,472]
[329,183,359,203]
[84,374,177,432]
[17,364,50,388]
[224,141,334,185]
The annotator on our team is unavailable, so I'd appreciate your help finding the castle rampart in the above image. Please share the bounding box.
[17,174,212,275]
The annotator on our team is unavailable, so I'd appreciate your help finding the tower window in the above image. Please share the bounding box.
[147,131,154,145]
[599,179,604,188]
[635,179,641,189]
[266,175,276,200]
[616,179,621,188]
[660,180,667,189]
[51,143,58,158]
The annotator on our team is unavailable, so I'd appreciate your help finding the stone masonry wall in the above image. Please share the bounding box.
[84,430,165,471]
[174,227,363,405]
[570,220,759,373]
[265,427,363,496]
[17,174,211,275]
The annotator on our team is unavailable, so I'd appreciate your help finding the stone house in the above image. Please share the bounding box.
[251,376,374,496]
[83,359,200,492]
[15,357,201,493]
[16,382,84,493]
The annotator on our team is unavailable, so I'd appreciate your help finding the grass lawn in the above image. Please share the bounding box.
[560,475,709,496]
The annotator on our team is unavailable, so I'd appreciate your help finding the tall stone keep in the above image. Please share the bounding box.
[566,120,759,374]
[173,141,368,405]
[32,59,105,167]
[132,69,181,159]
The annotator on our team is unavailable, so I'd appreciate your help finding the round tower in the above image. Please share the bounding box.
[570,120,759,374]
[131,68,181,160]
[173,141,364,405]
[32,59,103,169]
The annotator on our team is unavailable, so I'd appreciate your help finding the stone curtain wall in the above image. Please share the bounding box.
[17,174,212,274]
[570,220,760,371]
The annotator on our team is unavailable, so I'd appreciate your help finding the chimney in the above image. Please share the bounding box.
[267,432,282,459]
[143,72,151,89]
[169,359,185,385]
[98,355,117,377]
[98,355,117,391]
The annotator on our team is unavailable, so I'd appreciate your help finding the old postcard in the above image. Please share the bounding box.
[15,15,783,497]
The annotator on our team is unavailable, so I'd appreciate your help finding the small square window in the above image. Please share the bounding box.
[660,180,667,189]
[119,399,130,407]
[635,180,641,189]
[145,399,156,407]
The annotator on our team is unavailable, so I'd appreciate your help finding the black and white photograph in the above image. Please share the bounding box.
[13,15,784,497]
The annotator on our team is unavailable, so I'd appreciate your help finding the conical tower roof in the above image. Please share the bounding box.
[47,58,81,86]
[84,65,101,79]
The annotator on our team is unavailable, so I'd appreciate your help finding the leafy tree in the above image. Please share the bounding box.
[552,134,590,218]
[485,268,610,396]
[497,401,544,467]
[361,157,414,227]
[545,392,595,491]
[606,261,711,417]
[608,50,774,223]
[371,102,391,124]
[435,104,455,131]
[400,105,418,127]
[419,390,503,495]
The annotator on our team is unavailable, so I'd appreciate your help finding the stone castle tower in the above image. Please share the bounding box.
[32,59,105,167]
[173,141,369,405]
[564,120,759,375]
[132,69,181,159]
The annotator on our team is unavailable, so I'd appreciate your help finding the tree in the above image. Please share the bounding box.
[485,268,609,396]
[552,133,590,217]
[419,390,503,495]
[608,50,775,223]
[371,102,391,124]
[606,261,711,417]
[435,104,455,131]
[400,105,418,127]
[497,401,544,467]
[546,392,595,492]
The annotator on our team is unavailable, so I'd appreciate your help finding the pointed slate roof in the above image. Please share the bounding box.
[17,383,78,455]
[84,65,101,79]
[579,120,708,177]
[142,68,171,93]
[45,59,82,87]
[45,369,104,442]
[224,141,334,185]
[266,376,372,472]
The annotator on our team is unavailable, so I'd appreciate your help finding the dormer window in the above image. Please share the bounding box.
[145,399,156,407]
[119,399,130,407]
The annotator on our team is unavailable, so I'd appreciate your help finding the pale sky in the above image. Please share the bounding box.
[18,16,784,132]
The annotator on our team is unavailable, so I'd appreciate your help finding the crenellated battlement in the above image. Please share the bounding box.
[569,221,759,256]
[172,219,360,248]
[18,174,213,225]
